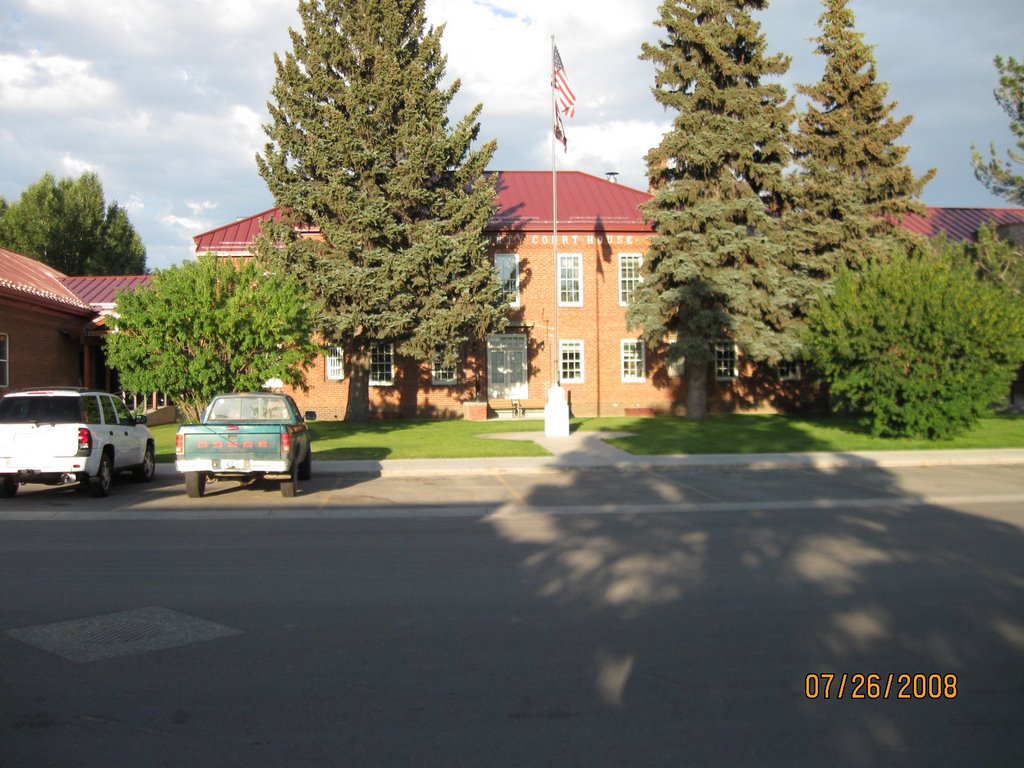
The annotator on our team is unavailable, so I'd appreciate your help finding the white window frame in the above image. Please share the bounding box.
[431,348,458,386]
[621,339,645,383]
[618,253,643,306]
[0,332,8,387]
[715,341,738,381]
[494,253,520,307]
[777,359,801,381]
[325,346,345,381]
[558,253,583,307]
[559,339,584,384]
[369,343,394,386]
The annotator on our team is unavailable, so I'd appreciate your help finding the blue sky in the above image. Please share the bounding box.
[1,0,1021,270]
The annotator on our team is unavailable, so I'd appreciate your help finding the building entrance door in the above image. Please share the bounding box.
[487,334,528,400]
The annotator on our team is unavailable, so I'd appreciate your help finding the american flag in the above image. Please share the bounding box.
[552,45,576,119]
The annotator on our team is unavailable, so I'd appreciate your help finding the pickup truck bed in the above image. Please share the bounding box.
[175,394,313,498]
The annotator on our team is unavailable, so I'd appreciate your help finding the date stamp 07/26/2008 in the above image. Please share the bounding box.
[805,673,958,700]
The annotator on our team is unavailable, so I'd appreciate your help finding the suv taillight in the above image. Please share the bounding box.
[77,428,92,454]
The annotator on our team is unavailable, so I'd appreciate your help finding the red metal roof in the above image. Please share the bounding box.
[0,248,93,315]
[191,172,652,254]
[190,175,1024,255]
[899,207,1024,242]
[59,275,154,308]
[192,207,284,255]
[489,171,651,232]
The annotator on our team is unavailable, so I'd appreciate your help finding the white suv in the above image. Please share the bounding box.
[0,388,156,498]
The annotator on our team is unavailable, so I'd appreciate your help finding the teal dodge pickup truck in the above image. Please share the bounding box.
[175,393,314,498]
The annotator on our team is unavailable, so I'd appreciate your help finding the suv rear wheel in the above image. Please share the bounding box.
[134,443,156,482]
[88,452,113,497]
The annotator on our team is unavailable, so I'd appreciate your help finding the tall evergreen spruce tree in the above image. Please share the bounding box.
[630,0,796,419]
[789,0,933,280]
[256,0,503,421]
[972,55,1024,205]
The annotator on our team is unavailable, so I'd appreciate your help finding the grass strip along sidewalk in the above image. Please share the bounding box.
[151,413,1024,463]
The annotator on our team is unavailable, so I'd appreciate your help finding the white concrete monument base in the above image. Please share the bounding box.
[543,384,570,437]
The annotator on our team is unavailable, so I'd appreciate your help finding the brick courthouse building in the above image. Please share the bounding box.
[192,170,1024,420]
[193,170,810,420]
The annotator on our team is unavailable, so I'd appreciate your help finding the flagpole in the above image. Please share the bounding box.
[551,35,559,392]
[545,35,569,437]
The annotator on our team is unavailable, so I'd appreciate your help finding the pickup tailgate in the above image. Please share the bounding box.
[177,425,286,467]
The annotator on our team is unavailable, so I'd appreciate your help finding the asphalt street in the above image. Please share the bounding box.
[1,461,1022,767]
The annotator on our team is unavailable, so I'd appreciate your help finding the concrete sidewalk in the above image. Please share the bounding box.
[312,431,1024,477]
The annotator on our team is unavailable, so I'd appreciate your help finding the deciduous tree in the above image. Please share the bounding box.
[803,247,1024,439]
[256,0,504,421]
[0,172,146,275]
[104,254,319,423]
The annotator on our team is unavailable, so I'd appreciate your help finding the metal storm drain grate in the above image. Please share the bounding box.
[7,607,241,663]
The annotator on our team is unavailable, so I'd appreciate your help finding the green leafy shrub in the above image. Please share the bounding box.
[804,247,1024,438]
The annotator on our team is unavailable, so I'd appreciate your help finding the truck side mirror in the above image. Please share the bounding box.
[304,411,317,421]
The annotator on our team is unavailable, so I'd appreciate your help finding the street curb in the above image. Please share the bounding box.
[309,448,1024,478]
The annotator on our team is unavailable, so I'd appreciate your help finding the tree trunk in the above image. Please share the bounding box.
[686,359,709,420]
[345,350,371,422]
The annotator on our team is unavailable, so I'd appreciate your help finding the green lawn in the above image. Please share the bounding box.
[576,413,1024,455]
[151,412,1024,463]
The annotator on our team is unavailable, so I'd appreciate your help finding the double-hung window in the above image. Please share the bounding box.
[621,339,645,382]
[715,341,738,381]
[369,343,394,386]
[559,253,582,306]
[325,346,345,381]
[494,254,519,306]
[0,332,7,387]
[777,359,801,381]
[559,340,584,384]
[618,253,642,306]
[432,348,458,385]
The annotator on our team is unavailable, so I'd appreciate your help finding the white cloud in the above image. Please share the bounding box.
[0,51,116,112]
[186,200,219,217]
[59,153,97,177]
[557,120,669,189]
[161,213,207,233]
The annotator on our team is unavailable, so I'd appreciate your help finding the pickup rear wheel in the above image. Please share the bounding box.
[298,449,312,481]
[185,472,207,498]
[281,463,298,498]
[0,475,18,498]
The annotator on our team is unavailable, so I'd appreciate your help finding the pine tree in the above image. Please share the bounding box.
[630,0,796,419]
[972,55,1024,205]
[256,0,503,421]
[789,0,933,280]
